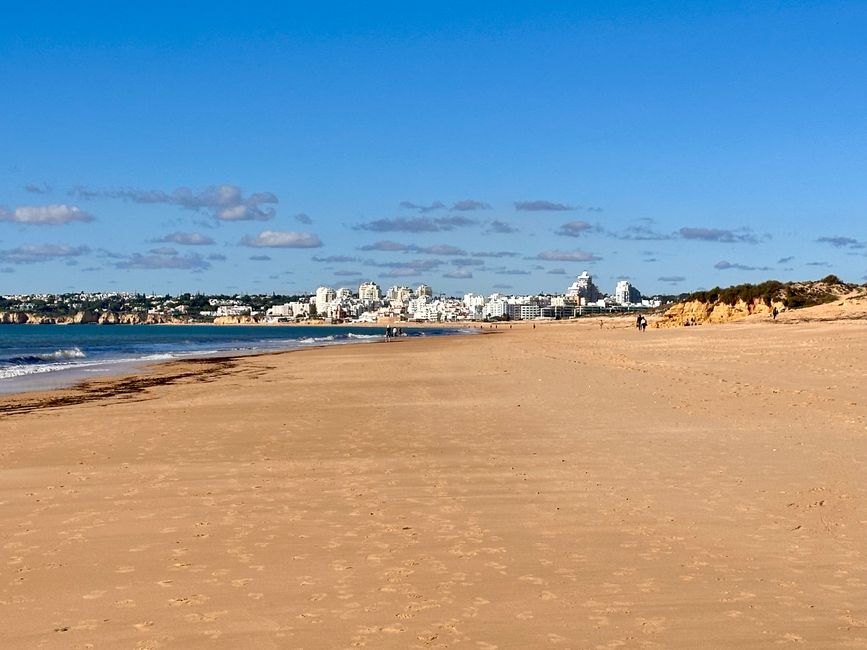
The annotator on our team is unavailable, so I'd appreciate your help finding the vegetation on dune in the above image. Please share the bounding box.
[683,276,856,310]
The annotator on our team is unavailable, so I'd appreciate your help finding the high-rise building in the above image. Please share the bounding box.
[315,286,335,315]
[386,285,412,303]
[336,287,352,300]
[566,271,600,302]
[614,280,642,305]
[416,284,433,298]
[358,281,381,302]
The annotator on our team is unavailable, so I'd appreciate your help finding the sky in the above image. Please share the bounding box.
[1,1,866,297]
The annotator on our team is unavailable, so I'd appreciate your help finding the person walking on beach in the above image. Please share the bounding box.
[772,307,778,320]
[384,326,390,342]
[639,315,647,332]
[636,314,642,330]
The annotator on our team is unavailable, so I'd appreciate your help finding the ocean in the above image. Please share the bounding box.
[0,324,467,395]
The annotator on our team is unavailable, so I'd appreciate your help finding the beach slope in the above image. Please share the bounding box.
[1,321,866,648]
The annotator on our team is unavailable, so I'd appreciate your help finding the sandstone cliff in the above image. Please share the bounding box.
[656,297,786,327]
[655,278,863,327]
[212,315,261,325]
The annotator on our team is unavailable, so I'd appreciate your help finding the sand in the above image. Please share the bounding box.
[1,319,866,649]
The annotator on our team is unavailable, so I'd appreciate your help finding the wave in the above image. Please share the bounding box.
[347,333,381,340]
[1,347,87,365]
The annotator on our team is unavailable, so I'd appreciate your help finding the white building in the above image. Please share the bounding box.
[463,292,486,319]
[358,281,381,302]
[483,295,508,319]
[416,284,433,298]
[566,271,601,303]
[336,287,352,300]
[614,280,642,305]
[315,286,336,315]
[387,285,412,303]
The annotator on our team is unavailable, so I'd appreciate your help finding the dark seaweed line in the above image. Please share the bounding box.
[0,358,237,417]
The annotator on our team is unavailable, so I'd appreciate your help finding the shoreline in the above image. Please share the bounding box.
[2,319,866,647]
[0,323,481,397]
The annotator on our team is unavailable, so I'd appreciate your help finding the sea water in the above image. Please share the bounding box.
[0,324,465,394]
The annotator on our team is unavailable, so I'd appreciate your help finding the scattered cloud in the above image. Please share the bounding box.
[611,223,673,241]
[240,230,323,248]
[534,249,602,262]
[380,268,424,278]
[495,269,531,275]
[485,220,519,234]
[714,260,772,271]
[451,200,491,211]
[359,242,467,255]
[355,216,475,233]
[444,268,474,279]
[293,212,313,224]
[806,261,830,267]
[816,236,865,249]
[400,200,445,213]
[492,283,513,289]
[556,220,596,237]
[0,204,93,225]
[148,246,178,256]
[0,243,90,264]
[547,267,567,274]
[678,227,759,244]
[312,254,359,263]
[116,251,210,270]
[334,269,362,277]
[249,254,272,261]
[359,240,412,252]
[451,258,485,267]
[24,183,51,194]
[472,250,519,258]
[777,256,795,264]
[154,231,215,246]
[365,258,444,272]
[658,275,686,283]
[515,200,574,212]
[417,244,467,256]
[207,253,227,261]
[0,267,14,273]
[70,184,278,221]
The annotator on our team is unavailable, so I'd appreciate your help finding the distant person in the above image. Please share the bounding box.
[639,315,647,332]
[772,307,779,320]
[636,314,643,330]
[384,326,390,342]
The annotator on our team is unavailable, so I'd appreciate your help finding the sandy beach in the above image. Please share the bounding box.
[1,319,866,649]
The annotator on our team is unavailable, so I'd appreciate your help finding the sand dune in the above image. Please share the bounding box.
[1,320,866,648]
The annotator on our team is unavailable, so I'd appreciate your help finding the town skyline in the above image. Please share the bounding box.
[2,3,866,296]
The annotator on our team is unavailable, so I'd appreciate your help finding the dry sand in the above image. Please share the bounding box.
[1,319,866,649]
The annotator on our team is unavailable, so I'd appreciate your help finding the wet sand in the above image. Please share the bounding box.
[1,319,866,648]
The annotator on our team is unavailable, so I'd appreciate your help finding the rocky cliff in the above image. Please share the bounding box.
[0,310,177,324]
[655,278,863,327]
[656,297,785,327]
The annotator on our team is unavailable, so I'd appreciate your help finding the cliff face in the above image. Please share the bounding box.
[0,312,30,324]
[656,298,785,327]
[212,315,261,325]
[0,310,176,324]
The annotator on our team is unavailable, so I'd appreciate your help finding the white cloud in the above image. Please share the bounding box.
[155,231,216,246]
[0,204,93,225]
[0,243,91,264]
[240,230,323,248]
[534,249,602,262]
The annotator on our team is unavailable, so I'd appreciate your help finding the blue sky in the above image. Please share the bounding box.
[2,1,865,296]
